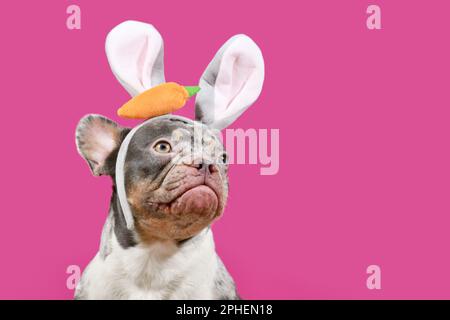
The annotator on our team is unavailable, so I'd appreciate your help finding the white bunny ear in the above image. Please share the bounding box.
[195,35,265,130]
[105,20,165,97]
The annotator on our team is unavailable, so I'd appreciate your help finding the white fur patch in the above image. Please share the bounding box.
[77,229,219,299]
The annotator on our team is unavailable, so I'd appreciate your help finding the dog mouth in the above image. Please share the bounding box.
[171,185,219,216]
[147,184,219,217]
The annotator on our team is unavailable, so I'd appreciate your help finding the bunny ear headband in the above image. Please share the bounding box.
[106,20,265,229]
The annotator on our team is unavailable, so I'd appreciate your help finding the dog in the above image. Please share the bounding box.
[74,21,264,300]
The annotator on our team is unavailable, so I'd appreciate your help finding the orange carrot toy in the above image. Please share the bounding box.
[117,82,200,119]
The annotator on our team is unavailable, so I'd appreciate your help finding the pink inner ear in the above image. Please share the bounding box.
[215,45,261,112]
[106,21,165,97]
[84,119,119,165]
[204,35,264,130]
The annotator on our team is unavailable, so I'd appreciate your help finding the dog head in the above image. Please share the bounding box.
[76,114,228,241]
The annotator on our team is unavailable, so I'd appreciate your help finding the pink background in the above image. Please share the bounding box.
[1,0,450,299]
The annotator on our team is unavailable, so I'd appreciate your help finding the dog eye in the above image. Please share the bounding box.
[153,141,172,153]
[220,153,228,164]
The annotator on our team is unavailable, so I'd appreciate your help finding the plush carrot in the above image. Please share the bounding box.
[117,82,200,119]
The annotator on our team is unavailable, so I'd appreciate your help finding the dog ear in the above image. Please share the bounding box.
[195,34,265,130]
[75,114,129,176]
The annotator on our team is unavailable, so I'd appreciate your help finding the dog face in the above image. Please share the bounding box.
[76,114,229,242]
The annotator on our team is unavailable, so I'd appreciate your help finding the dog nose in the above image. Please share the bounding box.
[191,163,218,174]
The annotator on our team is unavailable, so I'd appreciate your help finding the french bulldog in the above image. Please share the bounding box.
[74,21,264,300]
